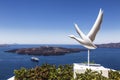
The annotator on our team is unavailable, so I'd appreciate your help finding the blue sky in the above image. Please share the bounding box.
[0,0,120,44]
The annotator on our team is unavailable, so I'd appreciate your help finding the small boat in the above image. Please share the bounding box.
[31,57,39,62]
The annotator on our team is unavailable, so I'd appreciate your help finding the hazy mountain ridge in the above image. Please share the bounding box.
[96,42,120,48]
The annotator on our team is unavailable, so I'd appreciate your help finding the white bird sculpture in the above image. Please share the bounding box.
[69,9,103,66]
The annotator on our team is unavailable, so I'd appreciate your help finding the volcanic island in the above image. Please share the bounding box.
[5,46,87,56]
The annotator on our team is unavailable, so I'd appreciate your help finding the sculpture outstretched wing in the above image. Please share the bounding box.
[74,23,86,40]
[87,9,103,42]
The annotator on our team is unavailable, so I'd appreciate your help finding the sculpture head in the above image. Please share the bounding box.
[68,35,76,39]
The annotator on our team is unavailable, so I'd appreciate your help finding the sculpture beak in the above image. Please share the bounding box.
[68,35,75,39]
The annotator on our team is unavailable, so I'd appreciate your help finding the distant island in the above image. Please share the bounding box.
[0,44,9,47]
[5,46,87,56]
[96,42,120,48]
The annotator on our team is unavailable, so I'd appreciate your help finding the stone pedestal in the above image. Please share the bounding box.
[73,63,110,78]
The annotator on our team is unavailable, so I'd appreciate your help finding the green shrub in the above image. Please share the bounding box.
[75,69,108,80]
[109,70,120,80]
[14,64,73,80]
[14,64,120,80]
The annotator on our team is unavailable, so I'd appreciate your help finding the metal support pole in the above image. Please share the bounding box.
[88,49,90,66]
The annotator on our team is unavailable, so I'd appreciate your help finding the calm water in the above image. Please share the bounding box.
[0,44,120,80]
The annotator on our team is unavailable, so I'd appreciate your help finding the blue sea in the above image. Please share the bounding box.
[0,44,120,80]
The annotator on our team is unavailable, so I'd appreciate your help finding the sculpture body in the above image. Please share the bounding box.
[69,9,103,49]
[69,9,103,66]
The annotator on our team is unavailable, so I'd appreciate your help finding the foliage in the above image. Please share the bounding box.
[75,69,108,80]
[14,64,120,80]
[83,61,95,64]
[14,64,73,80]
[108,70,120,80]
